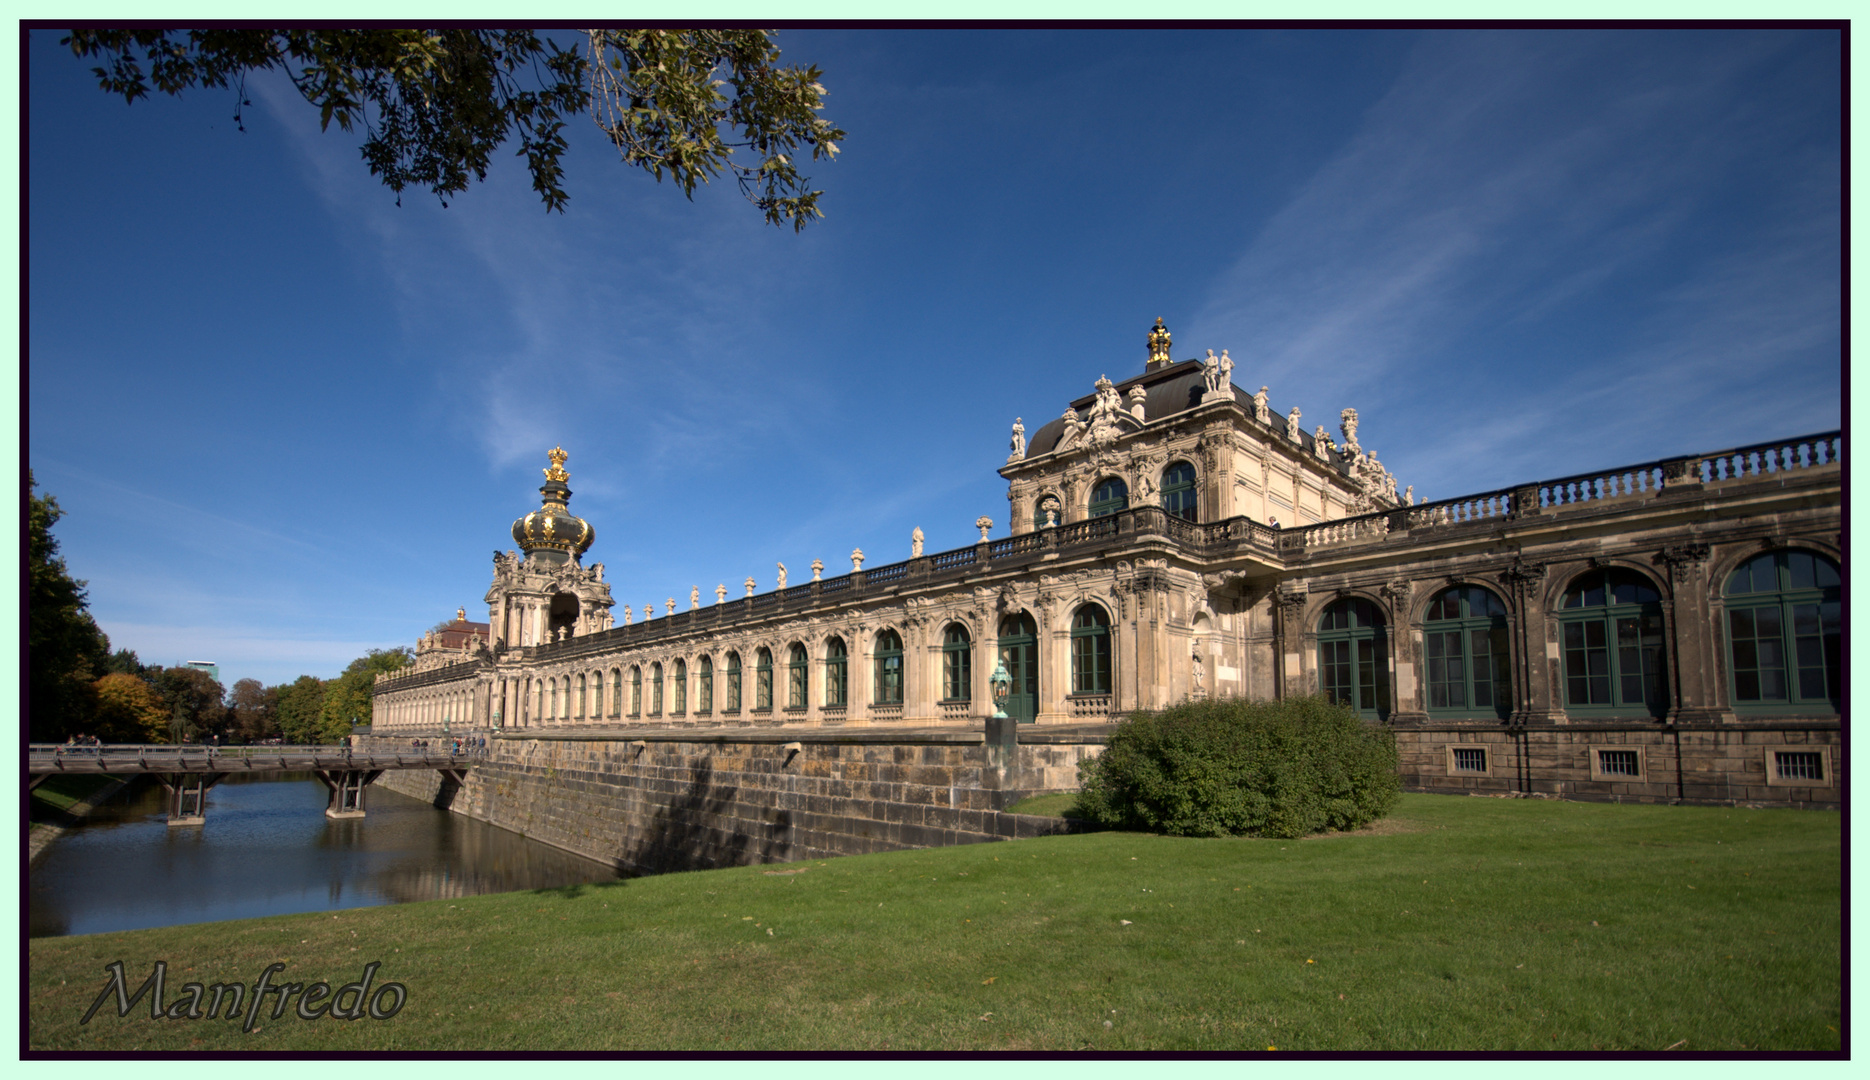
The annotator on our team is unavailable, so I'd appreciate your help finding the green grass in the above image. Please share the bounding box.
[30,774,125,818]
[1002,792,1085,818]
[27,795,1839,1051]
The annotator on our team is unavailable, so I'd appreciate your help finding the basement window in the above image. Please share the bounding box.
[1773,751,1825,782]
[1450,747,1487,774]
[1594,749,1642,779]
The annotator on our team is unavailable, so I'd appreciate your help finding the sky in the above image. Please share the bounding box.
[23,27,1843,692]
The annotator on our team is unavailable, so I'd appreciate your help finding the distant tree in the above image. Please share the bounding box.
[273,675,329,744]
[149,665,226,744]
[318,647,413,742]
[63,29,843,227]
[225,677,279,744]
[28,473,112,742]
[102,648,150,678]
[91,672,172,743]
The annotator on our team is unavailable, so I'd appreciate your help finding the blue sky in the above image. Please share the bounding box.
[25,28,1842,691]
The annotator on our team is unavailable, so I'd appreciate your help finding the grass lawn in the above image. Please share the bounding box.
[27,794,1839,1052]
[29,774,126,818]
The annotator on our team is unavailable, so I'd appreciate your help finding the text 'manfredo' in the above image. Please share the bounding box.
[80,961,406,1031]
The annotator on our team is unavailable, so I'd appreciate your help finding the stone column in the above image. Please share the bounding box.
[1381,580,1425,724]
[1503,562,1561,724]
[1659,543,1718,723]
[1273,588,1308,700]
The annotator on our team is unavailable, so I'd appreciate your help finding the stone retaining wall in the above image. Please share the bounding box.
[1398,724,1841,808]
[361,729,1105,874]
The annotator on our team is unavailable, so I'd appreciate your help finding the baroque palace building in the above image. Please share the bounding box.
[374,320,1841,810]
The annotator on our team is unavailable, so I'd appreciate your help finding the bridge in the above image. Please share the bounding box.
[28,743,481,826]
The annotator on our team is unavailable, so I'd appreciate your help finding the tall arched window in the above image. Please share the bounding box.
[1725,550,1840,711]
[825,638,848,706]
[726,651,743,713]
[673,659,687,716]
[875,630,904,704]
[1424,586,1511,719]
[548,678,559,720]
[1090,477,1129,518]
[630,666,642,717]
[999,613,1039,723]
[1070,604,1112,695]
[942,624,972,702]
[1560,568,1666,717]
[755,648,774,711]
[577,673,587,718]
[698,656,713,713]
[1319,599,1389,720]
[651,662,664,716]
[610,669,622,717]
[788,644,809,708]
[1161,461,1198,522]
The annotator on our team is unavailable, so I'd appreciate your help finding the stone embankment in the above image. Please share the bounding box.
[29,776,138,863]
[362,726,1109,874]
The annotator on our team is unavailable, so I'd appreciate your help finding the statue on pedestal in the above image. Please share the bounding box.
[912,528,924,558]
[1008,417,1026,463]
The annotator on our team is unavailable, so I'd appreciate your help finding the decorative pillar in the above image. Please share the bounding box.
[1658,543,1719,723]
[1502,561,1559,725]
[1274,587,1308,699]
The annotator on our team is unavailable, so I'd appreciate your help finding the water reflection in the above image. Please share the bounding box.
[30,773,622,938]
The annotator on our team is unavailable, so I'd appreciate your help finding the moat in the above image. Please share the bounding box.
[29,773,622,938]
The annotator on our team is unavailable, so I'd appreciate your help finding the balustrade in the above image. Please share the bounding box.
[931,548,976,571]
[1067,694,1112,719]
[1695,432,1841,482]
[866,561,909,585]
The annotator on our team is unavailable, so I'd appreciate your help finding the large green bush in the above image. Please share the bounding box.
[1074,696,1401,839]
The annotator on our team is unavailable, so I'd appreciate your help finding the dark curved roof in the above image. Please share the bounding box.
[1021,359,1343,468]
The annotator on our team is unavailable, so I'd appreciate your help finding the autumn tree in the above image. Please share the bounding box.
[91,672,172,743]
[225,677,280,744]
[63,29,843,226]
[28,474,112,742]
[148,665,226,744]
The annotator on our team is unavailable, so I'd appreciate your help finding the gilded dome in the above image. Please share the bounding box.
[511,447,595,566]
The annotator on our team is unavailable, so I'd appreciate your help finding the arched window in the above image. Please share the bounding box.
[875,629,904,704]
[1090,477,1129,518]
[609,669,621,717]
[755,648,774,711]
[698,656,713,713]
[1423,586,1511,719]
[788,644,809,708]
[630,666,642,717]
[825,638,848,706]
[577,673,587,718]
[942,624,972,702]
[673,659,687,716]
[1725,550,1840,711]
[548,678,559,720]
[726,651,743,713]
[651,662,664,716]
[999,613,1039,722]
[1070,604,1112,695]
[1161,461,1198,522]
[1560,568,1666,717]
[1318,599,1389,720]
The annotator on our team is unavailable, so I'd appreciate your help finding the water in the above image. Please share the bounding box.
[29,773,622,938]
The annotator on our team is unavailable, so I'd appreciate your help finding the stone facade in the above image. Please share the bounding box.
[374,323,1842,842]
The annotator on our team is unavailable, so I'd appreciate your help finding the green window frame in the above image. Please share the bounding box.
[1559,569,1667,718]
[673,659,687,716]
[1161,461,1197,522]
[788,644,809,708]
[1089,477,1128,518]
[630,666,641,717]
[755,648,773,711]
[1318,598,1389,720]
[698,656,713,713]
[1724,550,1840,712]
[726,652,742,713]
[875,630,904,704]
[825,638,848,706]
[650,662,664,716]
[577,674,587,718]
[1070,604,1112,695]
[942,624,972,702]
[610,670,622,717]
[1423,586,1512,719]
[548,679,559,720]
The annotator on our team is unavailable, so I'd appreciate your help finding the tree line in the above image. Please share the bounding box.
[29,474,411,745]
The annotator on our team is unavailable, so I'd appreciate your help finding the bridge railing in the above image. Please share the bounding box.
[28,742,488,773]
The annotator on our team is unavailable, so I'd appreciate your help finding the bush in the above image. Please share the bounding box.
[1074,696,1401,839]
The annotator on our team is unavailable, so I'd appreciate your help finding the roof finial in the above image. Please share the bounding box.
[544,446,569,483]
[1146,317,1173,370]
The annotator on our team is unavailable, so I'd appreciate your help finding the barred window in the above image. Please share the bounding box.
[1774,751,1825,782]
[1597,749,1640,777]
[1452,747,1487,773]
